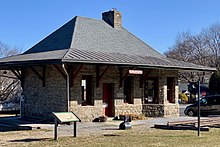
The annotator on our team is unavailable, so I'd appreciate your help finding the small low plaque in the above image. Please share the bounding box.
[52,112,81,140]
[52,112,80,123]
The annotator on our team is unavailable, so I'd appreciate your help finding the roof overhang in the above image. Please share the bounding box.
[0,48,216,72]
[62,59,216,72]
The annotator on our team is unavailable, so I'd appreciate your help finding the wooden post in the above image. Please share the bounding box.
[54,119,58,140]
[74,121,77,137]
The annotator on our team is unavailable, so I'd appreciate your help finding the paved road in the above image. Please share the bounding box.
[179,104,189,116]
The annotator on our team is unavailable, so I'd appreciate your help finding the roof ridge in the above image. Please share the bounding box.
[75,16,102,21]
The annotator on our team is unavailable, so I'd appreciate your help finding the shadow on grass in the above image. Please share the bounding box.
[104,134,121,137]
[10,138,49,143]
[102,128,119,130]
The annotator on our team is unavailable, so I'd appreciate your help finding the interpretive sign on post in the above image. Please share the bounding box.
[52,112,81,140]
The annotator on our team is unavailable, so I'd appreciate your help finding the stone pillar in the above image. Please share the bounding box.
[175,77,179,104]
[158,77,167,104]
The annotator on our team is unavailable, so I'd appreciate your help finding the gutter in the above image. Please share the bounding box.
[62,64,70,112]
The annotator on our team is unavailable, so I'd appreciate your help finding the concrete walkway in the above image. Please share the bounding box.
[179,104,190,116]
[0,115,197,137]
[0,104,194,137]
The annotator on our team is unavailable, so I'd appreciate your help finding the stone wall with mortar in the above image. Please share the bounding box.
[164,103,179,117]
[70,65,143,121]
[142,104,164,117]
[22,65,180,121]
[142,69,179,117]
[142,103,179,117]
[114,99,142,116]
[22,65,67,120]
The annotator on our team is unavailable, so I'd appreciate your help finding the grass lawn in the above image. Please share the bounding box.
[4,126,220,147]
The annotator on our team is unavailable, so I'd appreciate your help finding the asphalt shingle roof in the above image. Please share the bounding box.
[23,18,76,54]
[0,16,216,71]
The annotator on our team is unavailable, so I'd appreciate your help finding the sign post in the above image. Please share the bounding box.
[74,121,77,137]
[52,112,81,140]
[54,119,58,140]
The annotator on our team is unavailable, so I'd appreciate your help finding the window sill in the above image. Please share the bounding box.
[81,102,94,106]
[124,102,134,105]
[81,105,94,107]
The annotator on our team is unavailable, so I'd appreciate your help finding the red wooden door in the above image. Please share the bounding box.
[103,83,114,117]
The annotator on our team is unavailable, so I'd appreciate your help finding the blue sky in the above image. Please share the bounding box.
[1,0,220,54]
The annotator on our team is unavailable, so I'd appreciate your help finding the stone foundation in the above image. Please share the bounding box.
[142,103,179,117]
[115,98,142,116]
[70,98,143,122]
[164,103,179,117]
[142,104,164,117]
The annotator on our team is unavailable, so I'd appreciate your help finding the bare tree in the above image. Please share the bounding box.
[0,41,21,58]
[0,41,22,102]
[165,23,220,84]
[165,23,220,69]
[202,23,220,68]
[165,31,194,62]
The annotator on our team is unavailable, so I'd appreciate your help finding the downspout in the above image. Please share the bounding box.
[62,64,70,112]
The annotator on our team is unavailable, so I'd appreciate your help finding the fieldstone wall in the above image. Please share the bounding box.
[22,64,180,122]
[70,65,105,121]
[22,65,67,120]
[70,65,143,121]
[142,69,179,117]
[164,103,179,117]
[142,104,164,117]
[115,99,142,116]
[142,103,179,117]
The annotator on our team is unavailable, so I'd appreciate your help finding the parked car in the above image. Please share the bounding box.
[184,95,220,116]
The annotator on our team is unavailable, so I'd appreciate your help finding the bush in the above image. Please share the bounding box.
[209,70,220,95]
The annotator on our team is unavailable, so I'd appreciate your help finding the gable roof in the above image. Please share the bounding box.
[0,16,216,71]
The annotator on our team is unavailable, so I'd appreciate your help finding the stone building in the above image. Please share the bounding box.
[0,10,215,121]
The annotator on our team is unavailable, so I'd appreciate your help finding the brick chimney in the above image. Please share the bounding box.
[102,9,122,30]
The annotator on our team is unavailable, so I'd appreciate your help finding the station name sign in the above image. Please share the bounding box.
[129,70,143,75]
